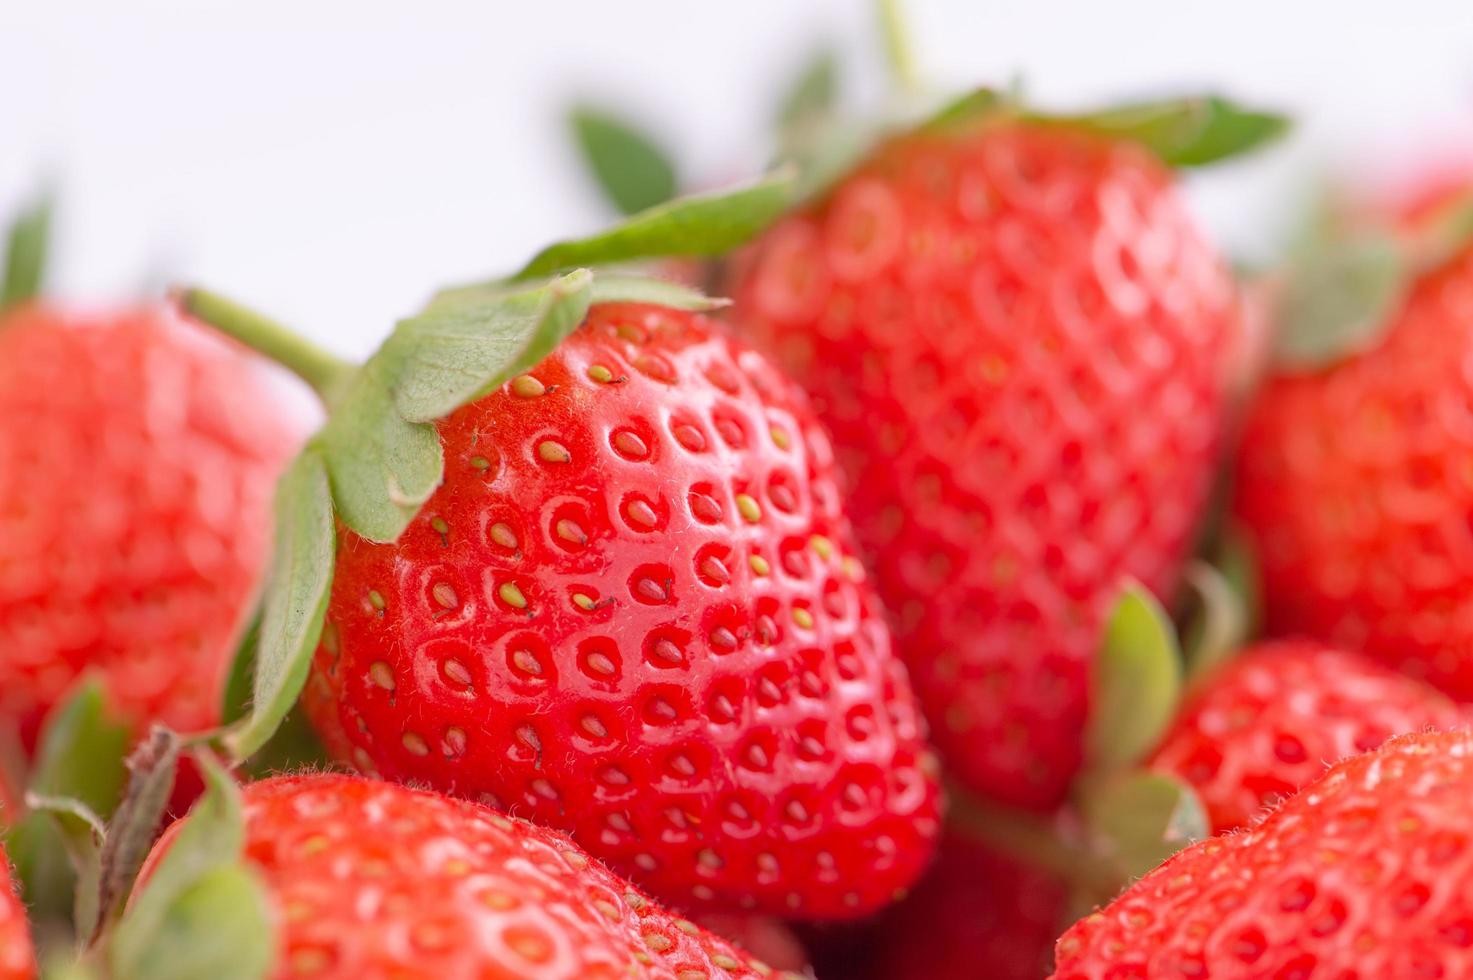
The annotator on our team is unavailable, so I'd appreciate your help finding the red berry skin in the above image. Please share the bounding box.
[0,844,34,980]
[727,123,1239,809]
[304,303,942,919]
[0,305,303,742]
[865,834,1066,980]
[1151,641,1467,834]
[1053,731,1473,978]
[1234,247,1473,700]
[149,773,796,979]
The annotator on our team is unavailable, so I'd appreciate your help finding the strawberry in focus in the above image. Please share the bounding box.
[302,301,941,918]
[1150,639,1467,833]
[1053,730,1473,977]
[728,122,1242,809]
[144,772,804,980]
[0,303,304,746]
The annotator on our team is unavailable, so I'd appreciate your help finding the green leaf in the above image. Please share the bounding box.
[392,270,594,423]
[1216,529,1262,644]
[568,104,679,216]
[514,171,797,280]
[25,793,104,932]
[1082,770,1207,881]
[316,360,443,543]
[224,451,335,760]
[29,681,132,816]
[1274,230,1408,369]
[1046,96,1289,168]
[109,756,272,980]
[1085,582,1183,772]
[2,193,52,311]
[775,46,840,136]
[91,729,181,940]
[876,0,919,96]
[922,86,1008,133]
[589,273,729,311]
[220,612,261,727]
[1180,561,1248,683]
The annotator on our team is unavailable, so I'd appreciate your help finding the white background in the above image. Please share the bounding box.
[3,0,1472,356]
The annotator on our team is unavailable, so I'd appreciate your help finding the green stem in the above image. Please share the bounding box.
[877,0,921,97]
[1,193,52,312]
[948,785,1120,897]
[179,288,355,406]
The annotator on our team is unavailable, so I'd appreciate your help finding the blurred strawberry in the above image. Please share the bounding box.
[0,844,33,980]
[727,94,1284,810]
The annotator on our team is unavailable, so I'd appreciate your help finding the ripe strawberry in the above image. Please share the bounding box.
[146,772,805,979]
[1234,225,1473,699]
[1053,730,1473,977]
[0,303,303,744]
[1150,640,1466,834]
[727,121,1242,808]
[302,301,941,917]
[0,844,33,980]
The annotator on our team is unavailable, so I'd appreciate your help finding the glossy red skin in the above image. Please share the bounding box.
[1235,246,1473,700]
[0,844,33,980]
[1054,731,1473,978]
[865,834,1067,980]
[1151,640,1466,835]
[728,123,1238,809]
[0,304,301,743]
[305,303,942,918]
[147,773,796,979]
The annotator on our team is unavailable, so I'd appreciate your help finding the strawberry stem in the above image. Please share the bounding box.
[877,0,921,97]
[1,192,52,312]
[178,288,355,406]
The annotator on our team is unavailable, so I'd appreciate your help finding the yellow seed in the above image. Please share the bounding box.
[594,899,621,921]
[769,426,790,449]
[430,516,450,537]
[538,440,571,463]
[470,455,491,470]
[513,649,543,676]
[556,519,588,545]
[572,592,596,611]
[713,956,741,971]
[401,732,429,756]
[735,494,761,523]
[587,364,615,383]
[499,582,528,609]
[843,556,865,581]
[792,607,814,629]
[432,582,457,609]
[644,932,672,952]
[489,522,518,549]
[749,555,770,576]
[369,662,395,691]
[810,535,833,560]
[367,589,386,610]
[511,375,546,398]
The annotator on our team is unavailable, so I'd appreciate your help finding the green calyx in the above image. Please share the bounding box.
[181,175,794,770]
[1,191,53,312]
[568,105,679,216]
[1275,189,1473,370]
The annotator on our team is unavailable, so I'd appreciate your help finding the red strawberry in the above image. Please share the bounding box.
[301,301,941,917]
[1234,224,1473,699]
[0,303,303,744]
[1053,730,1473,977]
[727,120,1242,808]
[1150,640,1466,834]
[0,844,33,980]
[146,772,805,979]
[865,834,1067,980]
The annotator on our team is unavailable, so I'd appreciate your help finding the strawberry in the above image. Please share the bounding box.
[1053,730,1473,977]
[1234,187,1473,700]
[0,303,302,744]
[1150,640,1467,834]
[726,98,1281,810]
[299,300,940,917]
[0,844,33,980]
[183,181,940,920]
[141,771,804,980]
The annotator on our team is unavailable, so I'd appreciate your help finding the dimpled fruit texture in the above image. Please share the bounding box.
[304,302,941,918]
[0,305,302,741]
[187,773,797,979]
[1150,640,1466,834]
[0,845,33,980]
[728,123,1238,809]
[1053,731,1473,978]
[1235,247,1473,701]
[866,834,1065,980]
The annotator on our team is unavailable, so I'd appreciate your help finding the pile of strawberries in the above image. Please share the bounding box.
[6,25,1473,980]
